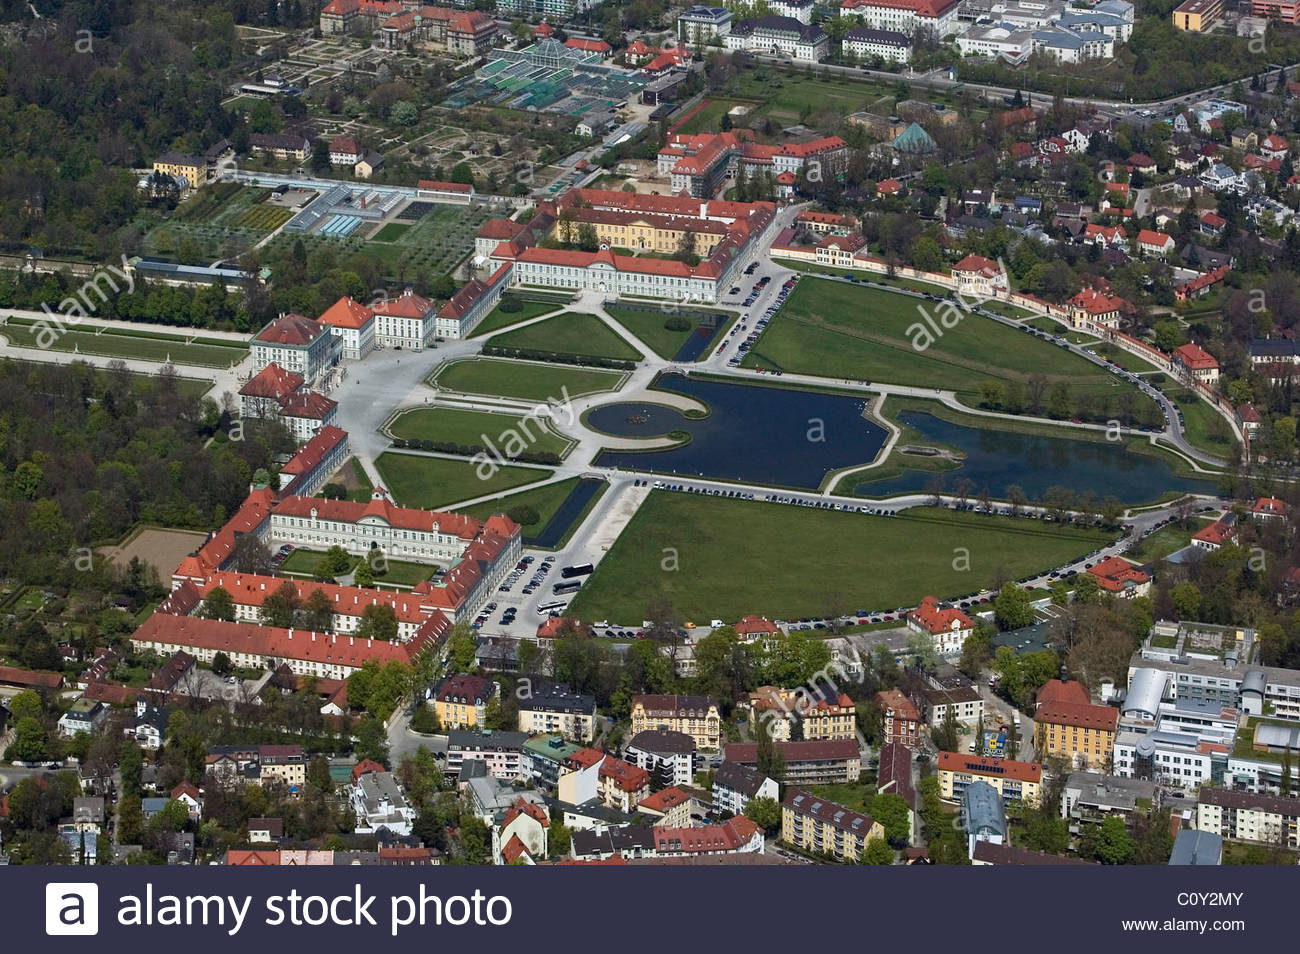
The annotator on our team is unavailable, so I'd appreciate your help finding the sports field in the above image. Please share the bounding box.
[374,451,548,509]
[742,277,1147,410]
[566,492,1116,621]
[388,406,573,457]
[487,312,642,361]
[430,357,624,402]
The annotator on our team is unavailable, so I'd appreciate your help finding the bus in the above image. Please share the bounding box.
[553,580,583,595]
[536,600,568,614]
[561,563,594,578]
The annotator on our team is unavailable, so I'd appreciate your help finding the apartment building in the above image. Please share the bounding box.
[446,729,528,779]
[713,761,779,816]
[782,788,885,861]
[518,682,597,743]
[876,688,924,747]
[1196,788,1300,847]
[434,674,498,729]
[725,739,861,784]
[937,752,1043,805]
[1035,697,1119,770]
[625,730,696,788]
[630,694,721,751]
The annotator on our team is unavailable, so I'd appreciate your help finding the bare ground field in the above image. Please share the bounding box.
[98,527,208,581]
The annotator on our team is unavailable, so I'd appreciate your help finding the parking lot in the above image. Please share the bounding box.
[716,267,799,370]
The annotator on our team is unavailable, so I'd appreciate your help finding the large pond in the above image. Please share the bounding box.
[591,373,888,489]
[853,410,1219,503]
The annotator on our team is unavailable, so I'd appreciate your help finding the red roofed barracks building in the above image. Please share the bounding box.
[131,612,446,681]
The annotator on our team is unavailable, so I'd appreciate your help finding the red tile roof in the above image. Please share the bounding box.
[1036,678,1091,708]
[1137,229,1173,249]
[1193,519,1235,546]
[1086,556,1149,592]
[351,758,386,781]
[652,815,759,853]
[502,797,549,830]
[937,751,1043,782]
[908,596,973,635]
[279,425,348,480]
[600,757,650,793]
[240,363,304,400]
[733,614,780,636]
[317,296,374,330]
[0,665,63,689]
[1035,700,1119,732]
[1172,342,1218,370]
[638,787,690,813]
[279,391,337,420]
[564,37,611,53]
[952,254,1001,277]
[254,313,326,347]
[131,612,447,671]
[196,571,431,624]
[417,179,473,194]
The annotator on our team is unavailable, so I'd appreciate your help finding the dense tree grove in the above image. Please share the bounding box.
[0,359,291,586]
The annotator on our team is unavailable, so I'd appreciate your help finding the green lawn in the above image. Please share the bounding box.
[2,318,247,368]
[1175,393,1237,456]
[471,296,569,337]
[780,260,954,296]
[459,476,583,529]
[487,312,643,361]
[741,277,1146,410]
[430,357,624,402]
[603,305,702,360]
[389,406,573,458]
[566,493,1116,621]
[1125,519,1210,563]
[374,451,548,509]
[805,782,871,813]
[279,548,437,586]
[371,222,412,242]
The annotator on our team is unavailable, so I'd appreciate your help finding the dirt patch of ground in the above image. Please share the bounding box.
[99,527,208,581]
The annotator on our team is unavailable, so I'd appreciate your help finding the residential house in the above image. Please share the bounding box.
[350,770,415,836]
[329,136,363,167]
[876,688,924,747]
[248,817,284,843]
[493,798,548,865]
[433,674,497,729]
[1136,229,1175,258]
[1088,556,1151,598]
[712,761,779,816]
[1172,342,1220,385]
[906,596,975,655]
